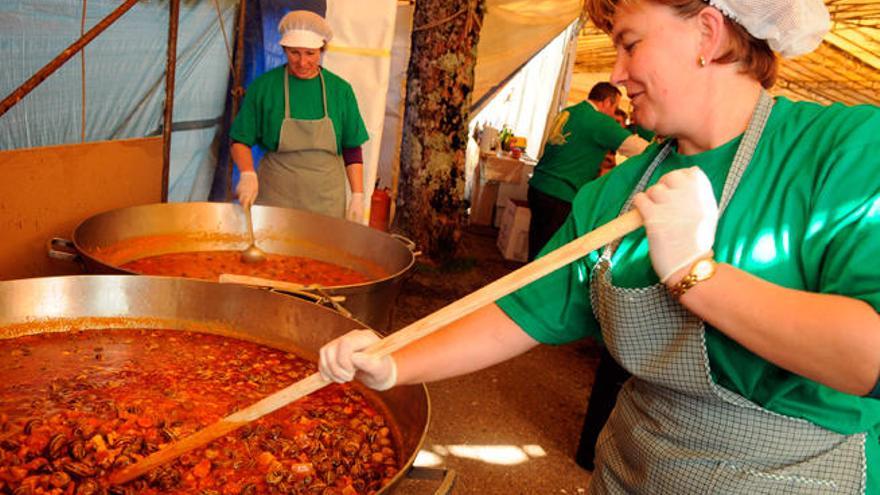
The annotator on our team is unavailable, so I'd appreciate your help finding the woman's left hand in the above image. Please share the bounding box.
[347,192,365,223]
[633,166,718,282]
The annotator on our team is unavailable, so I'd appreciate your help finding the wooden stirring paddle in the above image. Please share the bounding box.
[109,209,643,485]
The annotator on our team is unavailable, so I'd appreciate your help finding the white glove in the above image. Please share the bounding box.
[318,329,397,391]
[346,192,365,223]
[632,166,718,282]
[236,171,259,208]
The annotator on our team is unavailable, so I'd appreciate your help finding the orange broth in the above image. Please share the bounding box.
[120,251,371,286]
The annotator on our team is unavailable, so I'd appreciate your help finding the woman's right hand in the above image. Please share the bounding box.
[236,171,259,207]
[319,330,398,391]
[633,166,718,283]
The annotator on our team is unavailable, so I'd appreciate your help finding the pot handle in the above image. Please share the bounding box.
[390,233,421,256]
[47,237,81,263]
[406,465,457,495]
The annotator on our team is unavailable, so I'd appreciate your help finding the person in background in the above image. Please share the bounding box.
[318,0,880,492]
[527,82,650,260]
[230,10,369,221]
[597,108,631,178]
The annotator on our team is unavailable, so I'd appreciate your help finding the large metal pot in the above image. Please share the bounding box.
[49,202,417,332]
[0,275,452,494]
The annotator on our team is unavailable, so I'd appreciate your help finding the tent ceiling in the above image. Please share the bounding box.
[473,0,582,104]
[574,0,880,106]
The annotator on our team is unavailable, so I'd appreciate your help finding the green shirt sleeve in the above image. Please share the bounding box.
[581,109,632,153]
[229,76,263,148]
[337,82,369,149]
[496,158,652,344]
[496,213,601,345]
[802,106,880,311]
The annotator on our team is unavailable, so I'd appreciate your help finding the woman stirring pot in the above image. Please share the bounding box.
[319,0,880,492]
[230,10,369,221]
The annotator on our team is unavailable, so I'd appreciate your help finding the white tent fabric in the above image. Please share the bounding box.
[472,0,582,107]
[323,0,397,222]
[375,4,413,198]
[466,20,579,197]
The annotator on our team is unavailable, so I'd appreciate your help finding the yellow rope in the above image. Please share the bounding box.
[326,44,391,58]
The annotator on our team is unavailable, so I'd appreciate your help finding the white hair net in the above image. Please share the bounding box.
[707,0,830,57]
[278,10,333,49]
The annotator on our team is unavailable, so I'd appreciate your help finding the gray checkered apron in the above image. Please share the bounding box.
[588,91,867,494]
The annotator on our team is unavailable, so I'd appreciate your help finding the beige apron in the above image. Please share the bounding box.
[256,69,346,218]
[588,91,867,494]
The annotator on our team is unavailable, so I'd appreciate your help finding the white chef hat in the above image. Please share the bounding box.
[278,10,333,49]
[706,0,830,57]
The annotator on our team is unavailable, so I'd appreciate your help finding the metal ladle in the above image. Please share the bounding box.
[240,204,267,264]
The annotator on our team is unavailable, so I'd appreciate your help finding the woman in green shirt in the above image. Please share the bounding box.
[230,10,369,221]
[317,0,880,492]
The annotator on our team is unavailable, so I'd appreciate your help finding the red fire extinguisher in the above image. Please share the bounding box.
[369,185,391,232]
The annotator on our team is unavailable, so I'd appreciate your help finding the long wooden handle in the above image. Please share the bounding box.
[109,209,643,485]
[219,273,310,292]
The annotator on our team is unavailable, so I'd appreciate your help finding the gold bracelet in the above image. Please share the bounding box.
[668,257,717,299]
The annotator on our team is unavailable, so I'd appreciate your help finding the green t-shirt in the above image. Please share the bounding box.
[498,96,880,491]
[529,101,633,202]
[230,66,369,153]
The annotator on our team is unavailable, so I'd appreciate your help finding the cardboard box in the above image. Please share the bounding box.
[469,165,499,226]
[480,152,524,183]
[497,198,531,262]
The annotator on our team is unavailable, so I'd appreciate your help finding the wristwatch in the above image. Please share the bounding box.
[668,256,717,299]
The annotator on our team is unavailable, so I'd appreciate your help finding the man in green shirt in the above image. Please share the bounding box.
[528,82,648,260]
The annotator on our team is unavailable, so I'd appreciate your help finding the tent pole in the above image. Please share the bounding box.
[162,0,181,202]
[0,0,140,119]
[225,0,248,202]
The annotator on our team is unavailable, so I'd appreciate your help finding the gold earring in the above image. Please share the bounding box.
[698,55,707,67]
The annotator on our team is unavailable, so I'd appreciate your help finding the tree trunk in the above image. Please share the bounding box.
[395,0,486,263]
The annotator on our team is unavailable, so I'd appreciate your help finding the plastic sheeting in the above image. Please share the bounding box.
[465,21,579,197]
[375,3,412,197]
[0,0,237,202]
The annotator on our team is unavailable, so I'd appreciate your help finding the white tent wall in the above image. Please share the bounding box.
[323,0,398,221]
[0,0,238,202]
[466,20,579,197]
[471,0,582,106]
[375,3,413,200]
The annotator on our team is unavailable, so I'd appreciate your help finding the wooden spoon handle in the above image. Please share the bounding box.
[110,209,643,485]
[218,273,309,292]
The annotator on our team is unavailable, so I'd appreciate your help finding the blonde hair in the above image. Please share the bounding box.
[585,0,777,88]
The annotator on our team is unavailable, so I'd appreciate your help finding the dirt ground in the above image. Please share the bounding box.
[387,225,600,495]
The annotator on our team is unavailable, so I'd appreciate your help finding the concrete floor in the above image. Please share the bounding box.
[387,226,600,495]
